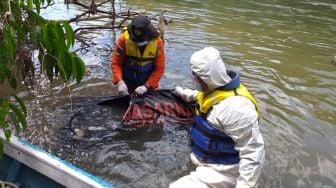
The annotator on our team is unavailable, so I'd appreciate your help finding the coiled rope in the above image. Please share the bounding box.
[0,180,18,188]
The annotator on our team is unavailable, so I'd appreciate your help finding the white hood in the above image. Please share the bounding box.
[190,47,232,91]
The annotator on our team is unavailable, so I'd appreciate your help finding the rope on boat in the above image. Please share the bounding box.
[0,180,18,188]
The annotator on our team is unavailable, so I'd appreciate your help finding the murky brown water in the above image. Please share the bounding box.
[10,0,336,187]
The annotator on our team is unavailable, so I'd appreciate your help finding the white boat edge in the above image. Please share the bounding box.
[0,130,114,188]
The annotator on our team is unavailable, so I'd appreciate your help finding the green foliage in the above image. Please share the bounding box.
[0,95,27,158]
[0,0,85,159]
[36,21,85,83]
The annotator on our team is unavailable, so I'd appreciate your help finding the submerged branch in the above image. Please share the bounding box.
[72,0,115,16]
[70,15,115,23]
[64,0,172,53]
[74,26,120,33]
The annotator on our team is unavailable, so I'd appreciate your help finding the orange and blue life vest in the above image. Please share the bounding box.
[191,71,260,165]
[122,31,158,86]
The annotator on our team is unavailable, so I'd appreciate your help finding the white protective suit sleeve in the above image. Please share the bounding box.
[207,96,265,188]
[172,86,198,103]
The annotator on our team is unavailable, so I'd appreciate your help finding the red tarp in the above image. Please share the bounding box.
[121,89,195,128]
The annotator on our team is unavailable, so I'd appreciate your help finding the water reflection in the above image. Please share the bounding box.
[18,0,336,187]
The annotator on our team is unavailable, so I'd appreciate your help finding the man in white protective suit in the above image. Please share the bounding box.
[170,47,265,188]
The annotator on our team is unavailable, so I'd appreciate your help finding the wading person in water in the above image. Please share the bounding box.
[111,16,165,96]
[170,47,265,188]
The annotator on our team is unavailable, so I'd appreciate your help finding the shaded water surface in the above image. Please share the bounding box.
[16,0,336,187]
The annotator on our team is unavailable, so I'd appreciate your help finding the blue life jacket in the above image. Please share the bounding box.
[191,115,240,165]
[191,71,259,165]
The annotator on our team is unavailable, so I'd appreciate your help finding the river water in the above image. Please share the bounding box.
[16,0,336,187]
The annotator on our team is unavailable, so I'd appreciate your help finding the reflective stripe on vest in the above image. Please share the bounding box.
[123,31,158,85]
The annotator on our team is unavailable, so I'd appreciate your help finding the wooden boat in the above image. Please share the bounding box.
[0,130,113,188]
